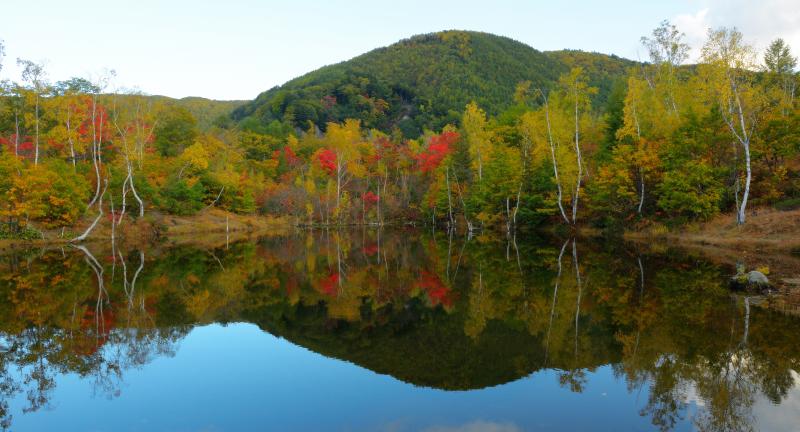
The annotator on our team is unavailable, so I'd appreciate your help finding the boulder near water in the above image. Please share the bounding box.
[730,270,771,290]
[747,271,770,286]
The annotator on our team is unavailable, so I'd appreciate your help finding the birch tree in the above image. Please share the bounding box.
[111,92,156,221]
[462,102,492,183]
[520,96,570,225]
[616,75,662,215]
[640,20,690,116]
[0,81,23,158]
[87,70,115,208]
[17,59,47,166]
[50,78,93,169]
[701,28,763,225]
[558,68,596,224]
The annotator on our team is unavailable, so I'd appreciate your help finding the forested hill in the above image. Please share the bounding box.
[232,30,636,137]
[149,96,246,131]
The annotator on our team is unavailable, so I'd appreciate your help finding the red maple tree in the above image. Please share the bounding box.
[416,131,459,173]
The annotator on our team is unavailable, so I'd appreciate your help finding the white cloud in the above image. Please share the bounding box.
[674,0,800,65]
[674,8,711,61]
[752,370,800,432]
[423,420,522,432]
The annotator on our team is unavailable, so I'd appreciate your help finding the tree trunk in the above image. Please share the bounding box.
[477,149,482,182]
[110,191,116,252]
[451,167,472,232]
[118,175,129,227]
[34,94,39,166]
[543,95,570,225]
[336,160,342,210]
[88,96,102,207]
[376,186,382,225]
[72,179,108,242]
[67,111,76,169]
[725,87,752,226]
[506,197,511,235]
[571,91,583,224]
[446,169,454,228]
[572,239,582,356]
[127,163,145,218]
[513,182,522,227]
[637,169,645,215]
[739,140,751,225]
[545,239,569,365]
[14,112,20,157]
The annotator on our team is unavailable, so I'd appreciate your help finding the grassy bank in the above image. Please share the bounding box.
[0,208,293,254]
[625,208,800,294]
[626,208,800,253]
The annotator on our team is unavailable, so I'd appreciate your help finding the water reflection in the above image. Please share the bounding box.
[0,230,798,431]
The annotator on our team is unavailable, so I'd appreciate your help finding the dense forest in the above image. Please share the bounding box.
[0,24,798,239]
[231,31,635,136]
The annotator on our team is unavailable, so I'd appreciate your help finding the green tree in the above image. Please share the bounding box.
[657,161,723,220]
[763,38,797,113]
[154,106,197,157]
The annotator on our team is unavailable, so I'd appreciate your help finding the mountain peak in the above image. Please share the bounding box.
[233,31,634,137]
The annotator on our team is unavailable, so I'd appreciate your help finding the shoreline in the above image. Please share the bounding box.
[5,207,799,276]
[623,208,800,255]
[624,208,800,299]
[3,207,799,313]
[0,208,293,255]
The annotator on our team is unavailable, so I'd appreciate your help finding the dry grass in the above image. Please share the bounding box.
[685,208,800,251]
[160,208,291,236]
[0,208,294,255]
[627,208,800,253]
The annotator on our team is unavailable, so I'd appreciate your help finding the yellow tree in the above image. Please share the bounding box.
[617,74,662,215]
[519,104,570,224]
[47,80,92,169]
[320,119,367,218]
[462,102,492,182]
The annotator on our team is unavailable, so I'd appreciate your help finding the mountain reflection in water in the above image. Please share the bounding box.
[0,229,798,431]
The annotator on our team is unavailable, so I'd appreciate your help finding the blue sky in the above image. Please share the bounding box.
[1,0,797,100]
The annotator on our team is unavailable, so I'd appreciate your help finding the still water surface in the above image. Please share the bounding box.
[0,230,798,431]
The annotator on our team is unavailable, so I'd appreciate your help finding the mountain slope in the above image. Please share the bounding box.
[171,97,246,130]
[143,96,246,131]
[233,30,635,137]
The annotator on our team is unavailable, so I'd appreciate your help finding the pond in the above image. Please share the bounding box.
[0,229,798,431]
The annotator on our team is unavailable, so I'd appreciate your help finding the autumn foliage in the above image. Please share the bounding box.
[417,131,458,173]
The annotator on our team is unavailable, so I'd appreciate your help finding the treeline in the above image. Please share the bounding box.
[0,22,798,238]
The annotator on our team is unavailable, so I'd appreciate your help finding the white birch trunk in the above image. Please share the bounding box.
[542,94,570,225]
[571,88,583,225]
[72,179,108,242]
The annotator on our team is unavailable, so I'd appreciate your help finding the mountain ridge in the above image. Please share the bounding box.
[232,30,637,137]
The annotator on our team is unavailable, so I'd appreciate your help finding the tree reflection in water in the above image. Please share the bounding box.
[0,229,798,431]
